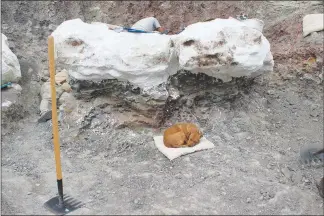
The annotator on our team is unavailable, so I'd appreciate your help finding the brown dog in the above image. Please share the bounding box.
[163,123,203,148]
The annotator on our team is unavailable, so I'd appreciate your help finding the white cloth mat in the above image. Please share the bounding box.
[153,136,215,161]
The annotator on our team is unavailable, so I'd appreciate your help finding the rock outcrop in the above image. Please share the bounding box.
[52,19,179,92]
[1,34,21,84]
[49,18,274,128]
[52,18,273,87]
[175,18,273,82]
[1,34,25,130]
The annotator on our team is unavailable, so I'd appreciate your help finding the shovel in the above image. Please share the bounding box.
[43,35,83,215]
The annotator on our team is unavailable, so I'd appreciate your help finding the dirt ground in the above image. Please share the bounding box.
[1,1,324,215]
[1,75,323,215]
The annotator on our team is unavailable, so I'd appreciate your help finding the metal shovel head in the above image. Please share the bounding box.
[44,194,83,215]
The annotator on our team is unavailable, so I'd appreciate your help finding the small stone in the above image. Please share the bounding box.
[281,167,292,179]
[27,192,32,195]
[235,132,249,139]
[11,83,22,91]
[39,99,51,114]
[41,81,63,100]
[38,110,52,123]
[96,190,101,194]
[318,72,323,81]
[1,100,13,108]
[59,92,71,104]
[246,197,251,203]
[58,92,77,113]
[49,24,56,30]
[61,82,72,92]
[186,99,194,107]
[55,69,68,85]
[36,183,40,187]
[175,175,182,179]
[222,132,233,141]
[41,76,50,82]
[240,167,247,172]
[279,178,286,184]
[303,73,313,81]
[287,165,297,172]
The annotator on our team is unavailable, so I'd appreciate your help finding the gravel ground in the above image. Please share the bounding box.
[2,76,323,215]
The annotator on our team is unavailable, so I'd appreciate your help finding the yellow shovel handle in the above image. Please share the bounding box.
[48,36,63,180]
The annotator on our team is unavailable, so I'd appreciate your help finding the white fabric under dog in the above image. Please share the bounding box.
[153,136,215,161]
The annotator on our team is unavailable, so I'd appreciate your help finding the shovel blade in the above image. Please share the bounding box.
[44,195,83,215]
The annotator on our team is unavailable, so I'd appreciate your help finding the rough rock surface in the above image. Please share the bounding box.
[56,71,254,130]
[52,18,273,86]
[1,33,22,84]
[303,13,324,37]
[52,18,178,91]
[175,18,273,82]
[50,18,273,127]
